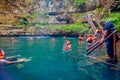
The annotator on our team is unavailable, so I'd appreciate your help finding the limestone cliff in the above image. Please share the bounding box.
[0,0,74,24]
[0,0,33,24]
[0,0,109,25]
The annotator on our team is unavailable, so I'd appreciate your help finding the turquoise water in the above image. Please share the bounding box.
[0,36,120,80]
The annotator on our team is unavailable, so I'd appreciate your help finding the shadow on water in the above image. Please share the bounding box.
[58,53,95,80]
[58,56,120,80]
[58,40,120,80]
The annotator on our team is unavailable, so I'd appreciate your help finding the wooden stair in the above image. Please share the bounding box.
[111,0,120,11]
[98,0,120,19]
[83,0,120,34]
[85,14,101,34]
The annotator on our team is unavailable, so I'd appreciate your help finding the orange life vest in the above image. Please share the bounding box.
[87,36,94,43]
[0,50,4,59]
[78,37,83,40]
[88,37,93,41]
[96,29,101,33]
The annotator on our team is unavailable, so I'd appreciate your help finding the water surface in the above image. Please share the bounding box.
[0,36,120,80]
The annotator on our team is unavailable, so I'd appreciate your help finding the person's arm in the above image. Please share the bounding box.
[2,59,12,64]
[101,30,108,41]
[86,37,89,42]
[103,30,108,38]
[2,59,20,64]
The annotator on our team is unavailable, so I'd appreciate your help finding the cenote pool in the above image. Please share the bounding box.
[0,36,120,80]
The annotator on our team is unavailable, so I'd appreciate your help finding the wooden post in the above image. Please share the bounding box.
[113,33,117,61]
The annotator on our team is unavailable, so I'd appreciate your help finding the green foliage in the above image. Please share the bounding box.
[103,12,120,32]
[16,18,29,26]
[116,5,120,10]
[40,23,89,34]
[74,0,85,6]
[29,0,34,3]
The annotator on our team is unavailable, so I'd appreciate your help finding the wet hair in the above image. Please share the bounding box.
[100,20,106,26]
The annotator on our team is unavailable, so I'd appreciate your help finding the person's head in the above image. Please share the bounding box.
[11,37,14,41]
[92,18,95,21]
[29,37,33,40]
[96,28,101,33]
[52,38,55,41]
[100,20,106,27]
[65,39,70,44]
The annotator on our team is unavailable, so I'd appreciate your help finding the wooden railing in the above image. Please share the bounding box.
[98,0,120,19]
[87,30,117,55]
[87,14,97,33]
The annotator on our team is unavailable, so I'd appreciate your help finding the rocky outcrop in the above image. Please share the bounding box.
[0,0,33,24]
[0,0,116,25]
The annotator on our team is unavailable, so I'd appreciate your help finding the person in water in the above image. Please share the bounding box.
[0,49,10,64]
[86,35,94,43]
[0,49,24,64]
[93,28,102,42]
[100,20,119,63]
[96,29,101,33]
[0,49,5,59]
[78,35,83,41]
[11,37,15,43]
[63,39,72,51]
[95,28,101,36]
[52,37,55,42]
[36,36,40,39]
[29,37,33,40]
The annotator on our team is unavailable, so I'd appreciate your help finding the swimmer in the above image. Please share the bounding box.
[78,35,83,41]
[86,35,94,43]
[29,37,33,40]
[52,37,55,42]
[0,49,26,65]
[36,36,40,39]
[11,37,15,43]
[0,49,12,64]
[63,39,72,51]
[63,35,66,38]
[95,28,102,36]
[96,29,101,33]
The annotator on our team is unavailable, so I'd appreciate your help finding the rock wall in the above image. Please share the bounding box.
[0,0,33,24]
[0,0,106,25]
[0,0,76,25]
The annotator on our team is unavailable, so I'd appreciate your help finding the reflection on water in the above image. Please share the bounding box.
[0,37,120,80]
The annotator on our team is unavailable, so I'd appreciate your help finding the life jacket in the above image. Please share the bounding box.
[88,37,93,41]
[0,50,4,59]
[78,37,83,40]
[63,43,71,51]
[87,36,93,43]
[96,29,101,33]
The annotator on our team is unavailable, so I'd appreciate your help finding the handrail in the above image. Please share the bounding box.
[99,0,115,19]
[87,14,99,33]
[86,30,117,55]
